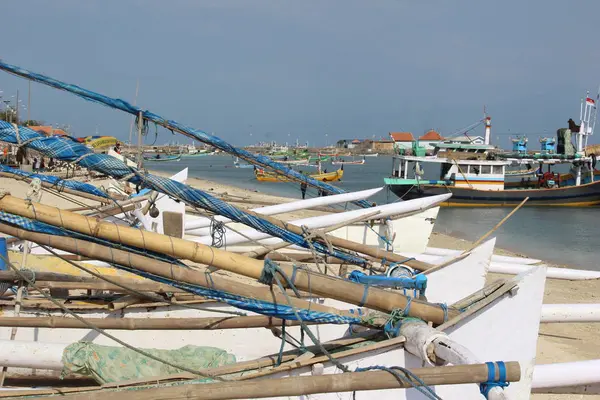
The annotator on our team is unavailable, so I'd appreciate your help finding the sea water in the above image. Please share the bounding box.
[146,155,600,270]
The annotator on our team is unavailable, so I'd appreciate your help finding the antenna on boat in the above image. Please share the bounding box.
[578,89,599,153]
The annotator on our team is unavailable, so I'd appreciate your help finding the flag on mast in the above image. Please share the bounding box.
[586,97,596,107]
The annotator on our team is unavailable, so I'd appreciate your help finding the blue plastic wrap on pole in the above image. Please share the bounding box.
[0,237,7,271]
[0,61,373,208]
[0,237,9,296]
[0,164,109,199]
[348,270,427,297]
[0,122,368,267]
[0,211,186,266]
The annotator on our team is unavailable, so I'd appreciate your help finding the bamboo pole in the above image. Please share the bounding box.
[0,315,310,330]
[0,283,23,386]
[421,197,530,276]
[243,207,431,270]
[31,362,520,400]
[28,280,187,293]
[0,171,110,204]
[0,334,379,397]
[467,197,529,251]
[82,194,150,217]
[452,159,473,189]
[0,196,456,324]
[0,223,361,322]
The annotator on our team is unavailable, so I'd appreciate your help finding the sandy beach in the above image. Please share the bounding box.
[1,172,598,398]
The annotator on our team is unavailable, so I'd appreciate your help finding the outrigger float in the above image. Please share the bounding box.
[385,94,600,206]
[0,60,597,399]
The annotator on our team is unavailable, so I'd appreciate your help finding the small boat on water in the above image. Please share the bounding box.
[180,151,215,157]
[233,157,255,168]
[331,157,365,166]
[255,167,343,182]
[143,153,181,162]
[359,152,379,157]
[385,93,600,207]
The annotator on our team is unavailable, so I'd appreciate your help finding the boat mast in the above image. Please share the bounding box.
[484,116,492,145]
[576,89,598,185]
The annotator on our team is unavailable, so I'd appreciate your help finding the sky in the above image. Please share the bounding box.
[1,0,600,148]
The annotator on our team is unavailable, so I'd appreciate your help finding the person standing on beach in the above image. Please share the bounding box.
[300,182,307,199]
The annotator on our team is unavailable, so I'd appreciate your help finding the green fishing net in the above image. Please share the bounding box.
[62,342,236,384]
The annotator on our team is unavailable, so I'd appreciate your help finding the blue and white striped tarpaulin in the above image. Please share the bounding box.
[0,121,368,267]
[0,164,109,199]
[0,61,372,208]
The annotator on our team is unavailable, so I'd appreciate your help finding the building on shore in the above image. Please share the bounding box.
[445,134,485,145]
[418,130,445,150]
[389,132,415,151]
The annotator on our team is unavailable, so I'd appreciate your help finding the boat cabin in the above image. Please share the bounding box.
[433,142,497,160]
[391,156,509,191]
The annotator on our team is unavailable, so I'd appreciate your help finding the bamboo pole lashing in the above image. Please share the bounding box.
[0,223,359,322]
[0,315,313,330]
[0,196,456,324]
[242,210,381,259]
[21,362,520,400]
[0,333,381,397]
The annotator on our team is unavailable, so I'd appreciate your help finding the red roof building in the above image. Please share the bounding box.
[389,132,415,142]
[418,130,444,141]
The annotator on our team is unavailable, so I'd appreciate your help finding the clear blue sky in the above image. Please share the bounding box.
[1,0,600,148]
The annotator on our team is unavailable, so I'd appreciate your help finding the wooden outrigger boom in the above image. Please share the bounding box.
[0,195,457,324]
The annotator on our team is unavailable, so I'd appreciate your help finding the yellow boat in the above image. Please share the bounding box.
[254,168,344,182]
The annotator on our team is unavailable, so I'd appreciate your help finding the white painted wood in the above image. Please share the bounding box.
[432,266,547,399]
[425,247,540,265]
[424,238,494,304]
[402,252,600,281]
[540,304,600,323]
[490,263,600,280]
[184,187,385,231]
[147,168,187,235]
[532,359,600,389]
[187,194,451,246]
[219,207,439,255]
[0,339,66,370]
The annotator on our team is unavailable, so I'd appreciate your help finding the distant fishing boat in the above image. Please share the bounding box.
[181,151,215,158]
[255,168,343,182]
[385,93,600,207]
[358,152,379,157]
[143,153,181,162]
[331,158,365,166]
[233,157,255,169]
[278,157,311,165]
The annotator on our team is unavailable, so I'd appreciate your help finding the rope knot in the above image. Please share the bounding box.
[383,297,415,338]
[479,361,510,398]
[258,259,279,286]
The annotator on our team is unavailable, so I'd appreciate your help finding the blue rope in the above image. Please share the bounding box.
[383,297,414,338]
[0,60,373,208]
[353,365,442,400]
[0,122,369,268]
[358,283,369,307]
[479,361,510,398]
[0,164,109,199]
[259,259,353,374]
[436,303,449,323]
